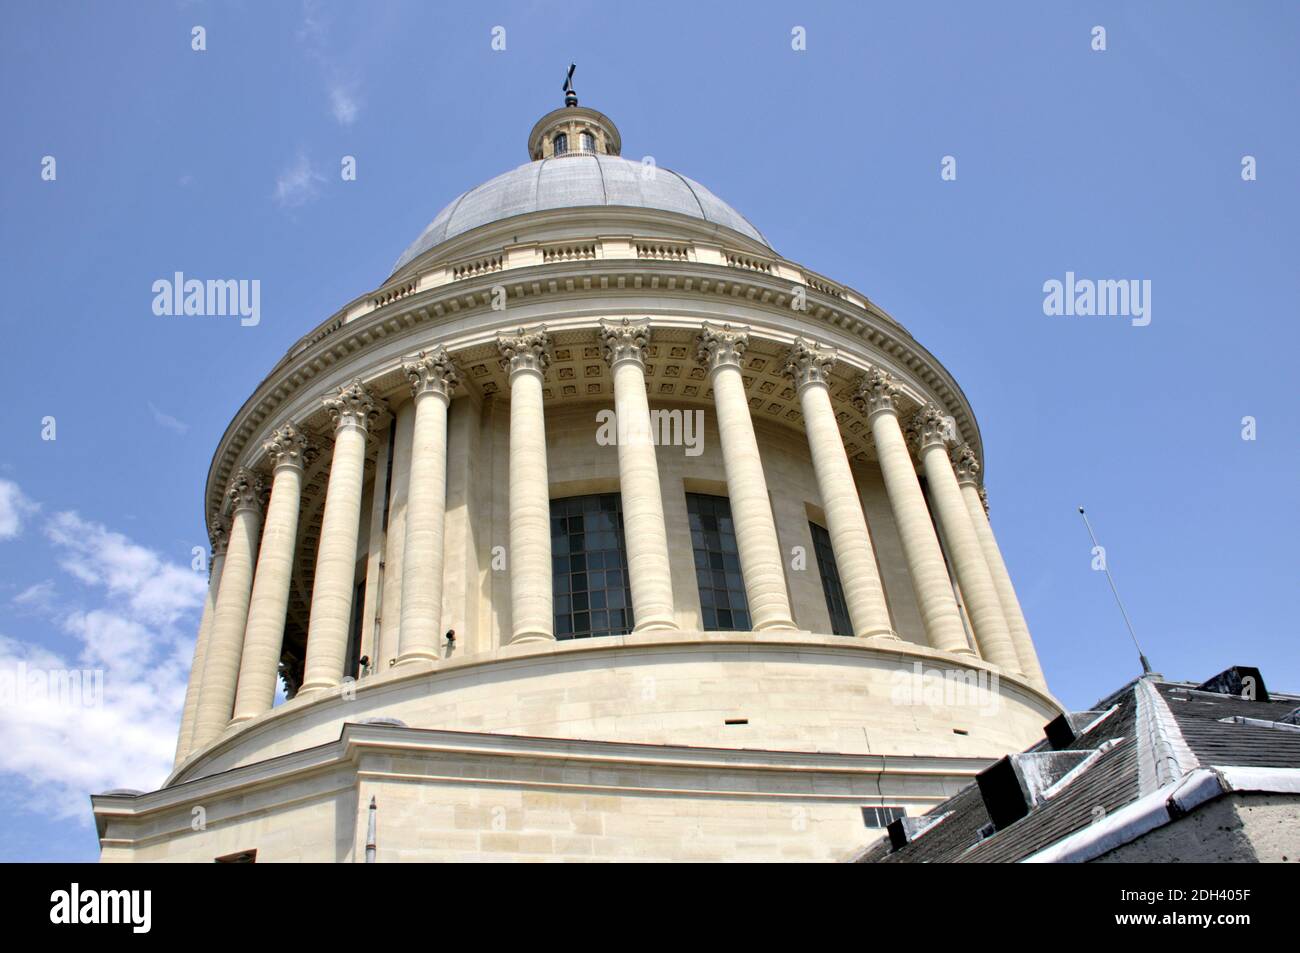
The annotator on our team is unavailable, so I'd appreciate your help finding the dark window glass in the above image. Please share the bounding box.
[553,133,568,155]
[861,806,907,829]
[809,522,852,636]
[686,494,750,631]
[550,495,633,639]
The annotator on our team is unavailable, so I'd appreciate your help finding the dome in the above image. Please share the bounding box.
[392,154,771,274]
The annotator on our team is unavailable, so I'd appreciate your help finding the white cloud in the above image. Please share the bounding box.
[12,580,56,612]
[299,0,363,126]
[329,82,361,126]
[45,511,205,627]
[0,478,38,540]
[274,151,326,208]
[147,401,189,436]
[0,506,206,820]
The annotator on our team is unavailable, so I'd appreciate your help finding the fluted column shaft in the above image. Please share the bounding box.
[602,319,676,631]
[698,324,795,631]
[855,371,969,655]
[302,380,378,693]
[500,327,554,643]
[785,339,893,638]
[232,425,310,721]
[397,348,459,665]
[954,447,1047,687]
[175,525,227,764]
[192,470,263,748]
[911,406,1020,672]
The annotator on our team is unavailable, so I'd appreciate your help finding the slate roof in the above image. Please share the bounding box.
[856,669,1300,864]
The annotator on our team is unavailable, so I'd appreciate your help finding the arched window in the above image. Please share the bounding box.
[579,131,596,154]
[553,133,568,156]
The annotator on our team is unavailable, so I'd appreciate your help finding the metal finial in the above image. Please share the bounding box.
[562,63,578,107]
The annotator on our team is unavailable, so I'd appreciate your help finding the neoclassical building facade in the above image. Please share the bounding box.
[94,96,1062,862]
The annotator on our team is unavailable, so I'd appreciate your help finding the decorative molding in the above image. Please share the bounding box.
[696,322,749,372]
[404,346,460,401]
[852,365,902,418]
[908,403,956,453]
[952,443,981,487]
[599,317,649,368]
[497,325,552,377]
[208,519,229,558]
[781,336,837,390]
[978,486,990,515]
[263,422,313,472]
[322,379,380,434]
[225,467,266,517]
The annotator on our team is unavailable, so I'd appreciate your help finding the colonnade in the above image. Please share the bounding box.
[174,321,1045,763]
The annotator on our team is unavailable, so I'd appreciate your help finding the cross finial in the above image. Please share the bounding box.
[562,63,578,107]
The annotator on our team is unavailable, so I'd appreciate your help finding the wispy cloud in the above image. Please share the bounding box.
[0,478,38,540]
[329,81,361,126]
[12,580,56,613]
[0,489,206,819]
[299,0,363,126]
[147,402,189,436]
[274,151,326,208]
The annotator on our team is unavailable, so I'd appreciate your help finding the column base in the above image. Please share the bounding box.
[295,679,338,697]
[392,653,438,672]
[752,619,799,632]
[508,631,556,645]
[863,629,900,641]
[632,618,679,633]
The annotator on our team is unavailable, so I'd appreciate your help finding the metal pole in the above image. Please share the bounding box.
[1077,506,1153,675]
[365,796,377,863]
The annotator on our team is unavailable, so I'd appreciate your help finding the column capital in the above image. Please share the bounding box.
[263,421,313,472]
[908,403,957,453]
[497,325,552,378]
[696,322,749,372]
[782,336,837,390]
[951,443,981,488]
[852,365,903,418]
[404,346,460,402]
[224,467,265,516]
[599,317,650,369]
[208,518,229,558]
[323,378,380,434]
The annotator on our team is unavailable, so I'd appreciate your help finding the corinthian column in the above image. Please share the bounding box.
[192,469,264,748]
[175,521,227,764]
[301,379,379,693]
[952,446,1046,687]
[853,369,969,655]
[783,338,893,638]
[231,423,311,722]
[909,406,1020,672]
[396,347,459,666]
[499,326,554,643]
[697,323,795,631]
[600,318,676,631]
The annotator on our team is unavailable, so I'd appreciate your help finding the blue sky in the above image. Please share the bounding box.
[1,1,1296,861]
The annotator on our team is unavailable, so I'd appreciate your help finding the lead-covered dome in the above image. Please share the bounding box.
[392,154,771,275]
